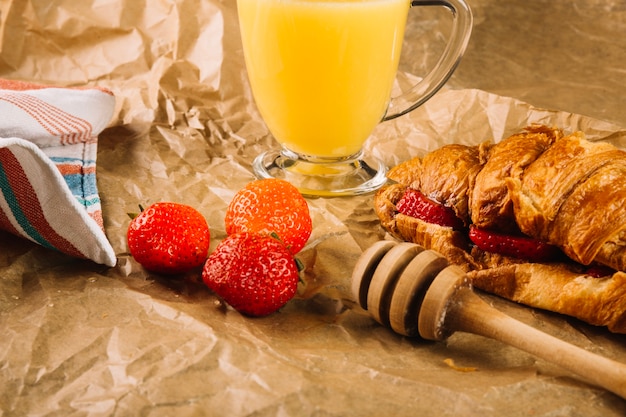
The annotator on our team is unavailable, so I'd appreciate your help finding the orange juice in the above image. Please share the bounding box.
[238,0,410,158]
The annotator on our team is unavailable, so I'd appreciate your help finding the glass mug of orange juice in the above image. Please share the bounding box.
[238,0,472,196]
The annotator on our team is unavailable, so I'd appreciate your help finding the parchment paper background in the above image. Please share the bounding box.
[1,0,626,416]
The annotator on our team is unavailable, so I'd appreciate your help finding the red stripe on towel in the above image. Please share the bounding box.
[90,210,105,230]
[0,79,114,95]
[0,93,93,144]
[55,164,96,176]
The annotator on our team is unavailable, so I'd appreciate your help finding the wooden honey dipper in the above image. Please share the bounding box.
[351,240,626,399]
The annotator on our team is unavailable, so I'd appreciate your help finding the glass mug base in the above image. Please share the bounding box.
[252,149,388,197]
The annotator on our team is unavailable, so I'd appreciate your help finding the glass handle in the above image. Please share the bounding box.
[383,0,473,121]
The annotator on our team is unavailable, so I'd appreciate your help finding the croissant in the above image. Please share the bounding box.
[374,124,626,333]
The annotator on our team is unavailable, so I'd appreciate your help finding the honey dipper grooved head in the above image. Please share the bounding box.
[352,240,454,337]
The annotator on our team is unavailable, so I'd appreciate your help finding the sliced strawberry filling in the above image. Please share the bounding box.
[396,188,619,269]
[584,264,616,278]
[469,225,561,262]
[396,188,464,230]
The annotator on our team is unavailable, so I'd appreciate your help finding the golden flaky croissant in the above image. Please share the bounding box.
[374,124,626,333]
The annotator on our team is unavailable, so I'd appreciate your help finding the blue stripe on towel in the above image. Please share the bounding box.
[63,173,99,197]
[74,195,102,208]
[50,156,96,164]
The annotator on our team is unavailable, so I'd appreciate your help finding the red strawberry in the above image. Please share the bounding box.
[127,202,210,274]
[396,188,464,230]
[585,264,615,278]
[468,225,560,262]
[202,232,300,317]
[225,179,312,254]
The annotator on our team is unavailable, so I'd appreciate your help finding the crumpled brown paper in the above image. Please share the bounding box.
[2,0,626,416]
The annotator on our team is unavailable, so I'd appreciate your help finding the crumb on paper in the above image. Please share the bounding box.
[443,358,478,372]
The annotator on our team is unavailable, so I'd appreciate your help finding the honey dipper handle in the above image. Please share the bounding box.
[448,287,626,399]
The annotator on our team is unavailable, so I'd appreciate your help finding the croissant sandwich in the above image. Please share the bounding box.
[374,124,626,333]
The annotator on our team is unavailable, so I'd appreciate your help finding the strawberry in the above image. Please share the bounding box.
[468,225,560,262]
[585,264,615,278]
[127,202,210,274]
[396,188,464,230]
[224,179,312,254]
[202,232,300,317]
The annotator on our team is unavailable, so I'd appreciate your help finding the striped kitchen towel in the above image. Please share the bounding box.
[0,79,116,267]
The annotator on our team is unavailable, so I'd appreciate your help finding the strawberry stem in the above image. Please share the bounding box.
[127,204,146,220]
